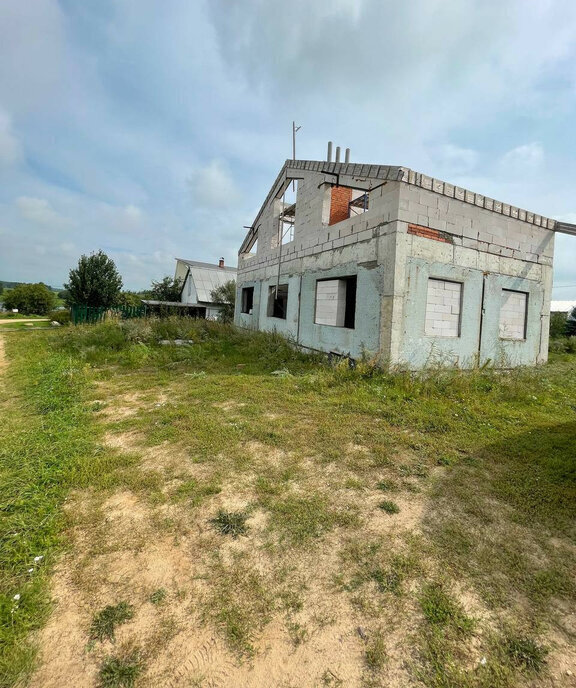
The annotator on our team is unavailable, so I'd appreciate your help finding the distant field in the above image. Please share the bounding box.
[1,319,574,688]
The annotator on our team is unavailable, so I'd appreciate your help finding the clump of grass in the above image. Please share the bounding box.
[376,479,398,492]
[174,478,221,506]
[204,555,274,656]
[503,635,548,673]
[210,510,249,538]
[264,494,358,545]
[90,602,135,642]
[419,583,474,635]
[98,653,143,687]
[378,500,400,515]
[286,619,309,646]
[149,588,167,606]
[364,631,387,672]
[370,567,402,594]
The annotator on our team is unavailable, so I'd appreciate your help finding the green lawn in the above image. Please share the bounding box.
[1,319,574,688]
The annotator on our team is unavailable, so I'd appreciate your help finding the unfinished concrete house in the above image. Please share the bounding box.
[235,145,576,368]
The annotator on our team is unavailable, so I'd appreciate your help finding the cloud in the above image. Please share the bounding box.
[432,144,479,175]
[15,196,72,227]
[0,0,575,296]
[188,160,242,209]
[499,142,544,174]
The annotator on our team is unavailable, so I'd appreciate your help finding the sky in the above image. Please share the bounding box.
[0,0,575,297]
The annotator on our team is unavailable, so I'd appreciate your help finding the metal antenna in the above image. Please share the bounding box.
[292,121,301,191]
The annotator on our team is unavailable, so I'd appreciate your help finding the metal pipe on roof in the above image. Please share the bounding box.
[556,221,576,236]
[345,148,350,163]
[335,146,341,163]
[327,141,333,163]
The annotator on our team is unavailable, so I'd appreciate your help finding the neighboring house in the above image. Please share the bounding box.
[170,258,237,319]
[550,300,576,314]
[235,147,576,368]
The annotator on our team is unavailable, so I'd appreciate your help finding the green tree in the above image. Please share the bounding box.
[65,251,123,307]
[3,283,56,315]
[115,291,144,307]
[210,279,236,323]
[57,289,71,304]
[567,307,576,337]
[145,276,183,302]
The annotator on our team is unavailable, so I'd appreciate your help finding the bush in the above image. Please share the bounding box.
[3,283,56,315]
[549,336,576,354]
[48,310,71,325]
[549,311,569,338]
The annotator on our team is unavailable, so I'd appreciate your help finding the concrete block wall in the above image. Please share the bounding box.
[236,159,557,368]
[315,279,347,326]
[424,279,462,337]
[499,290,528,340]
[395,181,555,367]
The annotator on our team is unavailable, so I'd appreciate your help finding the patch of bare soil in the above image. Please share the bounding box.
[30,486,372,688]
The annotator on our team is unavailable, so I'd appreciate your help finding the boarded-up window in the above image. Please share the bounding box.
[425,279,462,337]
[499,290,528,340]
[241,286,254,314]
[314,276,357,328]
[267,284,288,319]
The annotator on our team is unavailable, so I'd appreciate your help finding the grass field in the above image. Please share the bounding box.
[0,319,574,687]
[0,321,53,331]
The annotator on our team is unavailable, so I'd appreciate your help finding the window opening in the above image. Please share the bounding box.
[241,286,254,314]
[267,283,288,319]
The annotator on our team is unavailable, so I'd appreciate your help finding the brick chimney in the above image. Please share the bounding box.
[218,257,225,268]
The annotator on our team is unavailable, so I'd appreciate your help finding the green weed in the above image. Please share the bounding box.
[90,602,135,643]
[210,510,249,538]
[378,500,400,514]
[503,635,548,673]
[149,589,167,606]
[419,583,474,635]
[98,653,143,688]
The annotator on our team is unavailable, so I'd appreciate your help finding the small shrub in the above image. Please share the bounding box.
[98,654,143,688]
[90,602,135,642]
[210,510,249,538]
[378,500,400,515]
[504,635,548,673]
[48,309,71,325]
